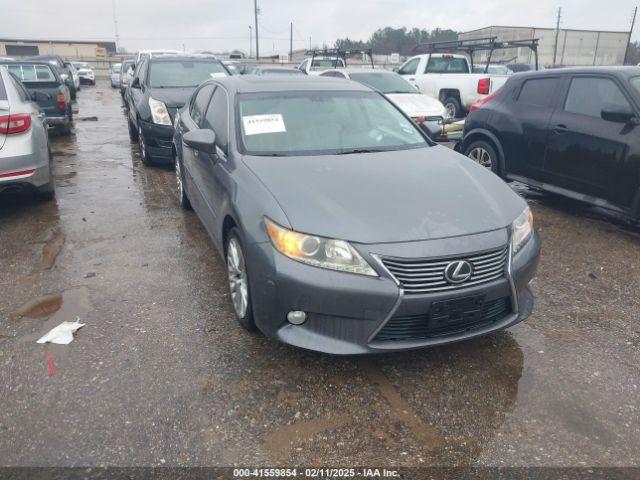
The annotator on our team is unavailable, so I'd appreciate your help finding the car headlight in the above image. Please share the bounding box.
[149,97,171,125]
[511,206,533,254]
[265,218,378,277]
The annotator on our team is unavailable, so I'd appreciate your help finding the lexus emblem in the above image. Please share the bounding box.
[444,260,473,284]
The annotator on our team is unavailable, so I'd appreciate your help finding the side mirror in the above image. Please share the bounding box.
[601,104,638,124]
[183,129,216,154]
[131,77,141,89]
[392,67,399,72]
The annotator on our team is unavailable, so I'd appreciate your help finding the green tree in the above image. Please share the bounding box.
[335,27,458,55]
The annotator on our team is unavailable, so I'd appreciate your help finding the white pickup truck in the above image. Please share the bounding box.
[396,53,509,118]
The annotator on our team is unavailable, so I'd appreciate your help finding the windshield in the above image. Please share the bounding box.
[311,59,343,68]
[631,77,640,94]
[148,60,227,87]
[6,64,56,82]
[260,69,304,75]
[237,90,428,156]
[348,73,415,94]
[111,64,122,73]
[73,62,90,69]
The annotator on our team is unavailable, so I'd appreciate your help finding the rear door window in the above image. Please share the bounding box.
[426,57,469,74]
[398,58,420,75]
[517,78,561,107]
[564,77,631,118]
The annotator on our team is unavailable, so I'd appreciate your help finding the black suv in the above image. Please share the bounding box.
[124,54,229,165]
[458,67,640,220]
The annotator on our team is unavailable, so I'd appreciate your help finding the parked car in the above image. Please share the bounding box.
[110,63,122,88]
[125,54,229,165]
[0,66,54,199]
[172,75,540,354]
[29,55,77,100]
[135,49,181,65]
[250,66,306,76]
[297,56,346,75]
[72,61,96,85]
[1,61,72,135]
[458,67,640,220]
[119,59,135,97]
[472,64,513,75]
[396,53,509,118]
[506,63,538,73]
[320,68,447,139]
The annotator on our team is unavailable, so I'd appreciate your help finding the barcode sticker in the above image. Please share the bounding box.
[242,114,286,135]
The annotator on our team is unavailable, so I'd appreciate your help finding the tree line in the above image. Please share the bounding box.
[335,27,458,55]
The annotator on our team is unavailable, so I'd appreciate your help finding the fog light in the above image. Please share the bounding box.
[287,311,307,325]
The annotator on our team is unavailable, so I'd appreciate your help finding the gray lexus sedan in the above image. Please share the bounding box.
[173,76,540,355]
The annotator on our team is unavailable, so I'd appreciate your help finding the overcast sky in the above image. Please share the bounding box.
[2,0,639,54]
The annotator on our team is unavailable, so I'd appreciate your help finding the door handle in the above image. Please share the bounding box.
[553,124,569,134]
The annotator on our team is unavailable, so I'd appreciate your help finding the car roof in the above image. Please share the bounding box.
[516,66,640,79]
[209,75,372,94]
[147,54,220,62]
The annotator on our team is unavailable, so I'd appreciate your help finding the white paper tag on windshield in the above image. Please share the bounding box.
[209,72,226,78]
[242,114,286,135]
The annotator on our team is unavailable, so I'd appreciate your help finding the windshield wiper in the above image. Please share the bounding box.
[337,148,385,155]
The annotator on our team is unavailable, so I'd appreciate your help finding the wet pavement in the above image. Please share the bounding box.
[0,83,639,468]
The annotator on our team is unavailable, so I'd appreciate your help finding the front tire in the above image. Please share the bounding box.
[226,229,256,331]
[138,125,152,165]
[464,139,499,174]
[175,155,192,210]
[128,118,139,142]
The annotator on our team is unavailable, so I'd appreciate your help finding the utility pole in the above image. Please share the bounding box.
[254,0,260,60]
[624,6,638,65]
[552,7,562,66]
[112,0,120,52]
[290,22,293,61]
[249,25,252,58]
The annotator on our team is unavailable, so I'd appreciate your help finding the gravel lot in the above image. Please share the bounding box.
[0,83,639,468]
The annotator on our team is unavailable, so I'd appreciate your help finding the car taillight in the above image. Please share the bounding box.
[56,93,66,111]
[477,77,491,95]
[0,114,32,134]
[469,91,499,112]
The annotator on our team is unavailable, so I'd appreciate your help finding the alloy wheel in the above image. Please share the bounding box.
[227,237,248,319]
[468,147,493,169]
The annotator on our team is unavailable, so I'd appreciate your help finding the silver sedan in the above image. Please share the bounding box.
[0,66,54,199]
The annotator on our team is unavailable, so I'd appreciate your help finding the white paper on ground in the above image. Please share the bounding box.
[37,318,85,345]
[242,114,286,135]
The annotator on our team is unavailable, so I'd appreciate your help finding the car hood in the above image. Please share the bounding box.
[242,146,527,244]
[146,87,193,108]
[386,93,446,118]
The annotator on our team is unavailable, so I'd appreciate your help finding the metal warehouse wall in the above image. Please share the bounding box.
[0,41,109,59]
[459,26,628,66]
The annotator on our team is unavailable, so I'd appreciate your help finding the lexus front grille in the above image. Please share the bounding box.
[380,246,508,294]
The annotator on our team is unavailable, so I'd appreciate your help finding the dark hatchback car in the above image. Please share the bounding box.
[458,67,640,220]
[173,76,540,354]
[1,61,73,135]
[125,54,229,165]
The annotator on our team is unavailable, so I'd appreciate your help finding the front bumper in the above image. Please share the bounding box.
[139,120,174,163]
[247,228,540,354]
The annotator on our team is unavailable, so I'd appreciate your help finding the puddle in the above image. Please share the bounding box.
[39,229,65,270]
[8,294,63,323]
[262,413,352,461]
[8,287,92,341]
